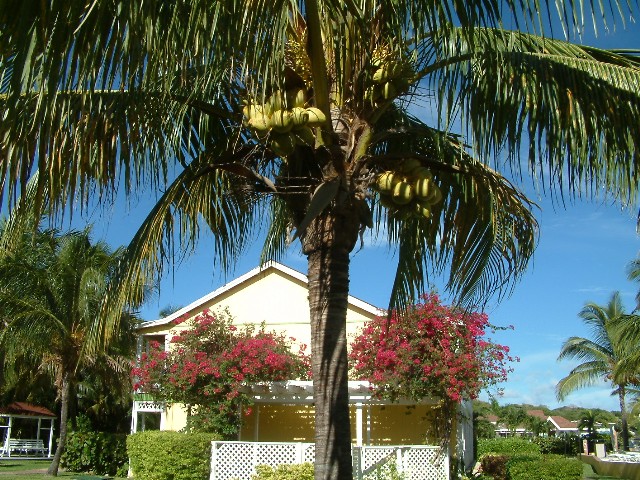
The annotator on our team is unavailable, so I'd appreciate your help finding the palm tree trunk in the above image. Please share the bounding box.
[307,247,353,480]
[303,205,360,480]
[619,387,629,451]
[47,371,71,476]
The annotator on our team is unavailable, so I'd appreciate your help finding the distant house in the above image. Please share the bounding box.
[132,261,473,464]
[484,409,579,437]
[547,416,580,435]
[527,410,579,436]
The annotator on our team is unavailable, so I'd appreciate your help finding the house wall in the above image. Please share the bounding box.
[140,267,380,351]
[237,404,435,445]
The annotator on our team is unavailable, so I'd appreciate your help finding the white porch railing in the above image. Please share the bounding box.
[210,441,448,480]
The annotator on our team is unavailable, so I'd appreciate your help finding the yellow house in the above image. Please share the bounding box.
[132,261,463,450]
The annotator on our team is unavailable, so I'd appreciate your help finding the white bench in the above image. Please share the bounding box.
[8,439,47,456]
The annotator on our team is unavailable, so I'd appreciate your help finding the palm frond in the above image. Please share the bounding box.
[369,115,537,309]
[100,148,263,344]
[556,360,611,400]
[422,27,640,205]
[261,195,293,264]
[0,86,242,218]
[557,336,615,363]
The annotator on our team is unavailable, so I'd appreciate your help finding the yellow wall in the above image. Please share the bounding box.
[236,404,435,445]
[139,266,380,353]
[164,404,188,432]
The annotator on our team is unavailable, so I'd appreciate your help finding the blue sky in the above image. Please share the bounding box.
[54,11,640,413]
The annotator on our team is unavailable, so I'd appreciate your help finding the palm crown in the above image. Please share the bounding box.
[2,1,640,478]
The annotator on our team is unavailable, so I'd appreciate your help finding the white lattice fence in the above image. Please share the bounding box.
[358,446,448,480]
[210,441,315,480]
[210,442,447,480]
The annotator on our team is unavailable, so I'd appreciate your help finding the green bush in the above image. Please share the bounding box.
[365,461,405,480]
[251,463,315,480]
[532,435,580,455]
[127,430,221,480]
[61,430,128,476]
[477,438,541,457]
[506,454,582,480]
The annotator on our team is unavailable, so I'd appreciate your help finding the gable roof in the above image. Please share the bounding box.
[548,415,579,431]
[526,409,548,420]
[0,402,56,418]
[139,261,383,329]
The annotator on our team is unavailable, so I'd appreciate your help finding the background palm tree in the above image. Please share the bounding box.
[578,409,599,453]
[1,2,640,478]
[556,292,639,451]
[0,226,140,475]
[626,259,640,311]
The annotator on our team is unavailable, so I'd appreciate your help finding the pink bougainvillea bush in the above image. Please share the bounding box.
[349,293,515,404]
[132,309,310,437]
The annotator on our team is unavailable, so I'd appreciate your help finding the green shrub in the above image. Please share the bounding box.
[365,461,405,480]
[532,435,580,455]
[506,454,582,480]
[127,430,221,480]
[251,463,314,480]
[61,430,128,476]
[477,438,540,457]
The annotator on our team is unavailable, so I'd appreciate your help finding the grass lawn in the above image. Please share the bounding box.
[582,462,624,480]
[0,460,127,479]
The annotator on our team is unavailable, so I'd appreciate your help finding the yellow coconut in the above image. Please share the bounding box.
[290,107,309,128]
[414,177,432,200]
[376,171,398,192]
[305,107,327,127]
[392,181,414,205]
[270,109,294,133]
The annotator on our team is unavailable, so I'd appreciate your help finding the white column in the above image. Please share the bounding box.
[131,402,138,433]
[47,419,54,458]
[7,417,12,457]
[355,403,363,447]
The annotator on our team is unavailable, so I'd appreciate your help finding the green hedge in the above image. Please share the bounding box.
[477,438,541,457]
[251,463,315,480]
[506,454,582,480]
[532,436,580,455]
[127,430,221,480]
[61,431,128,477]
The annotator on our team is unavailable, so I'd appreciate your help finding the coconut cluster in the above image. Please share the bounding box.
[375,159,442,219]
[243,88,326,157]
[364,46,414,106]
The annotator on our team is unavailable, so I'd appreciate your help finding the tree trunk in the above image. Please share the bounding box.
[303,207,360,480]
[47,371,71,476]
[619,387,629,451]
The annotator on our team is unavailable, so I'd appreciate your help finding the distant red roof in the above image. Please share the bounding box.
[484,415,498,423]
[549,415,578,430]
[0,402,56,418]
[527,409,548,420]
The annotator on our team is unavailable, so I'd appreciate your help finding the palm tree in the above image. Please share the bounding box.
[0,226,139,475]
[626,259,640,311]
[556,292,639,451]
[578,410,599,452]
[526,415,549,437]
[1,2,640,479]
